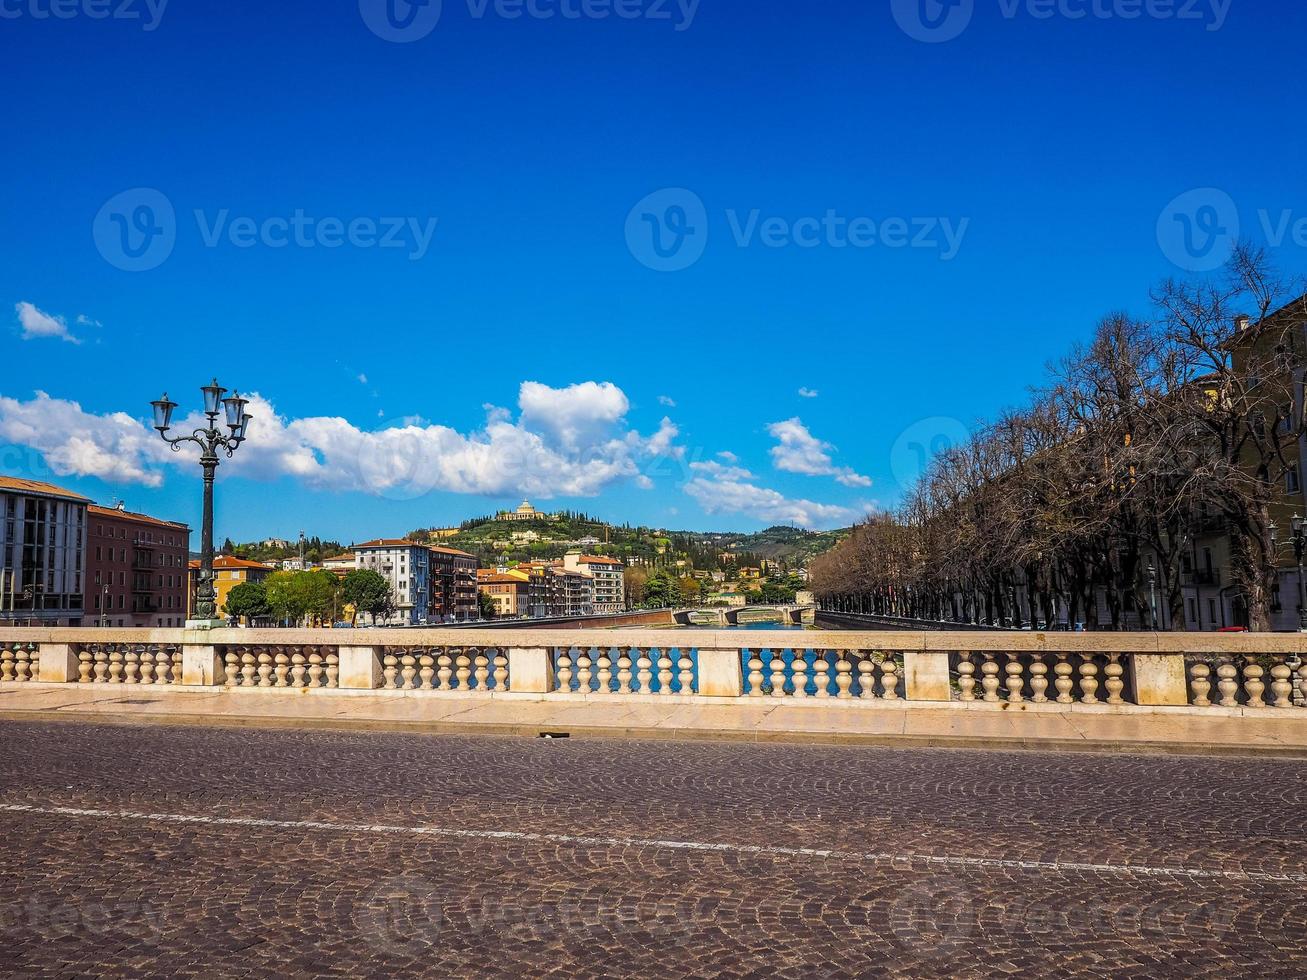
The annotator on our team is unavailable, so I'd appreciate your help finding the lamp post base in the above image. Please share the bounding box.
[184,618,227,631]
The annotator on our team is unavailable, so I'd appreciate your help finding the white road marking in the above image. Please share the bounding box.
[1,801,1302,885]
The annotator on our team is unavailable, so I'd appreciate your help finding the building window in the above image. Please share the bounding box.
[1288,465,1301,495]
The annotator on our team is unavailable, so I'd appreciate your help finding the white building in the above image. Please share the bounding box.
[353,539,430,626]
[1,477,88,626]
[497,500,545,522]
[563,552,626,614]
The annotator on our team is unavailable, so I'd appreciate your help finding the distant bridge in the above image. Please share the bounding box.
[673,604,816,627]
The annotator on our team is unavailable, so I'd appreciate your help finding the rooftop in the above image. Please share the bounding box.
[88,504,189,531]
[0,476,90,502]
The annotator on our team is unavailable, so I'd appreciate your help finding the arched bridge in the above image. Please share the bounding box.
[673,604,816,627]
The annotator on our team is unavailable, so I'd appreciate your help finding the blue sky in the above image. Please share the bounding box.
[3,0,1305,542]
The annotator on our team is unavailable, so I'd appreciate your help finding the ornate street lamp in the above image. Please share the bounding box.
[1292,514,1307,633]
[151,380,253,624]
[1147,561,1159,631]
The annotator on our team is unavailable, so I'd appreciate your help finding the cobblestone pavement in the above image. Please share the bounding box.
[1,722,1305,978]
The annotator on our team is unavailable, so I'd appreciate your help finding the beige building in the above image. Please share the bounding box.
[563,553,626,613]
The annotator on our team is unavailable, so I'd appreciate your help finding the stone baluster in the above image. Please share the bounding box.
[290,649,307,688]
[596,649,613,693]
[556,649,573,691]
[474,650,490,690]
[224,651,241,686]
[257,649,274,687]
[124,647,142,684]
[273,650,291,687]
[154,648,171,685]
[0,644,13,683]
[956,653,976,701]
[1104,653,1125,705]
[14,645,31,682]
[770,652,787,697]
[1004,654,1024,704]
[1216,662,1239,707]
[857,653,875,700]
[1028,654,1048,703]
[1296,660,1307,707]
[493,650,508,691]
[678,651,695,694]
[108,646,124,684]
[616,649,633,693]
[834,652,853,699]
[78,649,94,684]
[28,644,39,681]
[574,650,592,693]
[94,646,110,683]
[307,649,324,688]
[1189,662,1212,706]
[437,650,453,691]
[1242,661,1266,708]
[1269,659,1294,709]
[401,651,418,690]
[139,648,155,685]
[455,650,473,690]
[979,654,1000,702]
[746,650,765,696]
[325,651,339,688]
[636,648,653,693]
[1053,654,1074,704]
[420,651,436,690]
[881,655,901,701]
[811,652,831,698]
[239,648,257,687]
[1077,655,1099,704]
[658,649,675,695]
[790,651,809,698]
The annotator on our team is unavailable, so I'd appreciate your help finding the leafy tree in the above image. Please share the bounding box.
[264,571,307,626]
[642,570,683,609]
[477,591,497,620]
[342,568,394,626]
[223,581,269,624]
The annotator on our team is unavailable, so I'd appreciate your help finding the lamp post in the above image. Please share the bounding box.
[1292,514,1307,633]
[1147,561,1158,631]
[151,380,252,625]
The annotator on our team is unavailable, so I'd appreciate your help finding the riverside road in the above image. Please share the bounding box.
[1,722,1304,978]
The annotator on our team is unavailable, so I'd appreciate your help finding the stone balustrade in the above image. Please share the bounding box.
[1,628,1306,712]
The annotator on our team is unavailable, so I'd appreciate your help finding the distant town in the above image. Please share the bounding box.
[0,484,826,628]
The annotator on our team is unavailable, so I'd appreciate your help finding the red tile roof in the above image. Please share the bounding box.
[578,555,623,566]
[88,504,189,530]
[0,476,90,501]
[189,555,274,571]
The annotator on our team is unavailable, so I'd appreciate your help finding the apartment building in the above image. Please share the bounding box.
[429,545,478,621]
[477,570,532,617]
[353,539,430,626]
[563,552,626,613]
[187,555,274,623]
[0,478,88,626]
[86,503,190,628]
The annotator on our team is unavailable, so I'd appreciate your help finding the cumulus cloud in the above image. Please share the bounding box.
[798,387,819,398]
[658,395,677,407]
[689,458,755,482]
[0,381,681,500]
[15,302,81,344]
[766,417,871,488]
[684,474,863,530]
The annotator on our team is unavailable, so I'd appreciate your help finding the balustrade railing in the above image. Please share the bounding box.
[1,628,1306,713]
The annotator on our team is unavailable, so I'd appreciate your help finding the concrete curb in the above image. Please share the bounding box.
[5,708,1307,760]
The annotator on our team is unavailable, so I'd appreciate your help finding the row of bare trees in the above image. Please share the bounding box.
[812,247,1307,631]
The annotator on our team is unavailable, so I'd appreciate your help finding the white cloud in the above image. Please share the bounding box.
[0,381,682,501]
[357,373,369,385]
[76,314,102,328]
[798,387,819,398]
[658,395,677,407]
[689,459,755,482]
[766,417,871,488]
[15,302,81,344]
[717,450,739,463]
[684,474,863,530]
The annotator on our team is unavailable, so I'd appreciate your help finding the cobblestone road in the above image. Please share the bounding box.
[1,721,1305,978]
